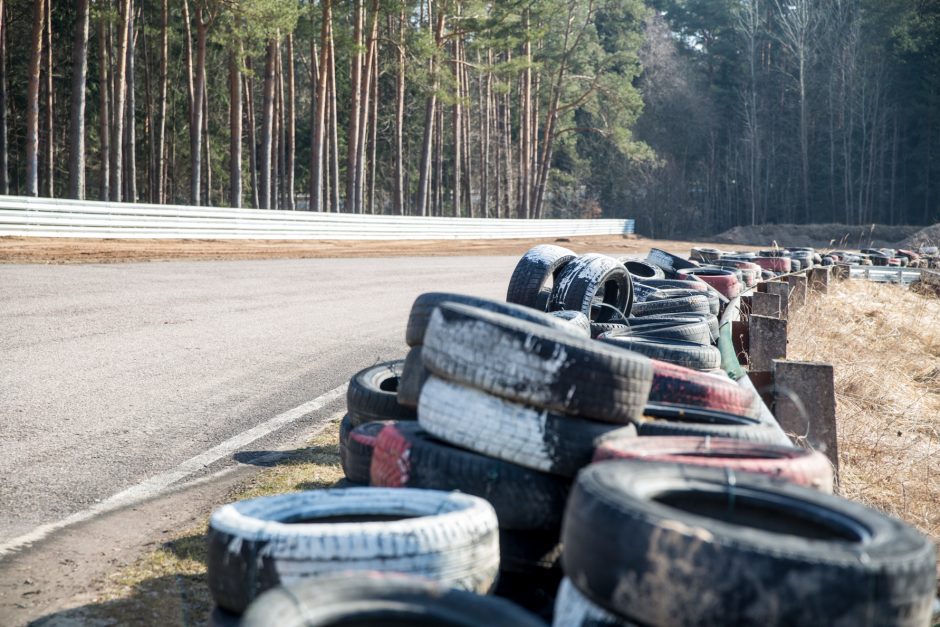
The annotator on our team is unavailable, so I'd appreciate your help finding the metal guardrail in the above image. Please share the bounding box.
[847,265,925,286]
[0,196,635,240]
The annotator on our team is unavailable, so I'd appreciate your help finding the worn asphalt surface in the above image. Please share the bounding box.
[0,257,515,546]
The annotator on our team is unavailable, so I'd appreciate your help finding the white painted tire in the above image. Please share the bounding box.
[553,578,636,626]
[207,488,500,614]
[418,376,636,477]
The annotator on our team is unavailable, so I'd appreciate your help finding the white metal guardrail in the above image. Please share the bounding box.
[848,265,926,286]
[0,196,635,240]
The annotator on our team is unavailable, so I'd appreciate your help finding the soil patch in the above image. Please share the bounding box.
[711,223,922,249]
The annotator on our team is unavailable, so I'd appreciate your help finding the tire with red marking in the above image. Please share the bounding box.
[506,244,578,310]
[339,420,391,485]
[422,303,653,424]
[647,360,761,418]
[370,421,569,530]
[677,268,741,300]
[637,404,790,445]
[593,435,834,492]
[753,256,791,273]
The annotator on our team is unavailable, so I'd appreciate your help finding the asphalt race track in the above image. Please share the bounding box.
[0,256,516,546]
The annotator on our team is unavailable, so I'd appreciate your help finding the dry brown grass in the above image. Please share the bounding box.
[47,418,344,626]
[789,280,940,550]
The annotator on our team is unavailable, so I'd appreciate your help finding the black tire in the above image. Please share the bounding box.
[339,420,389,484]
[371,421,570,530]
[621,259,665,281]
[553,577,637,627]
[646,287,721,315]
[631,281,663,303]
[549,309,592,337]
[417,376,637,477]
[506,244,578,309]
[422,303,654,424]
[405,292,576,347]
[601,318,712,346]
[635,312,719,342]
[549,253,634,321]
[638,404,793,444]
[562,460,937,627]
[600,336,721,370]
[496,530,564,621]
[338,413,354,449]
[207,488,500,614]
[630,293,710,316]
[396,347,429,409]
[241,574,546,627]
[646,247,699,275]
[589,321,629,339]
[639,278,708,291]
[346,360,416,423]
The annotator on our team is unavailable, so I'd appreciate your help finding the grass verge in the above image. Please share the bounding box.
[788,280,940,564]
[44,417,344,626]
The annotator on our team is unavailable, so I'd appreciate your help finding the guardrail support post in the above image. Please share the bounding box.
[773,359,839,477]
[809,267,831,293]
[751,292,781,318]
[787,274,807,311]
[749,314,787,371]
[833,264,851,281]
[763,281,790,320]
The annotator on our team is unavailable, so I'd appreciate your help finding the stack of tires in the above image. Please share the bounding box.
[370,299,654,616]
[554,460,937,626]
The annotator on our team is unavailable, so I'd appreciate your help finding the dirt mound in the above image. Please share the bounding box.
[901,224,940,248]
[711,223,921,249]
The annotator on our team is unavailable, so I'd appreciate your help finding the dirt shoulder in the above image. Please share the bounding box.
[0,234,759,264]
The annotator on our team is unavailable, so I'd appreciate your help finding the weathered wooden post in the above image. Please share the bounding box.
[809,267,831,293]
[749,315,787,371]
[751,291,781,318]
[764,281,790,320]
[773,360,839,476]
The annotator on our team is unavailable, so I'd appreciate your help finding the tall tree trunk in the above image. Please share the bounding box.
[202,72,212,205]
[273,38,283,210]
[229,45,242,208]
[368,55,378,214]
[260,38,277,209]
[43,0,53,197]
[478,49,491,218]
[244,62,259,208]
[310,0,330,212]
[69,0,90,199]
[452,38,462,217]
[98,14,110,201]
[284,33,295,210]
[110,0,131,202]
[125,6,137,202]
[417,10,445,216]
[327,22,339,213]
[0,0,8,195]
[520,11,531,218]
[26,0,45,197]
[156,0,167,203]
[355,3,378,215]
[346,0,364,212]
[394,5,405,215]
[190,16,208,205]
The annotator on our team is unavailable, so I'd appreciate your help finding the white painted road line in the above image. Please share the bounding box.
[0,383,348,558]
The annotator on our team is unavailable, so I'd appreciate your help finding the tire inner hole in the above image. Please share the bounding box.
[654,490,866,542]
[284,514,422,524]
